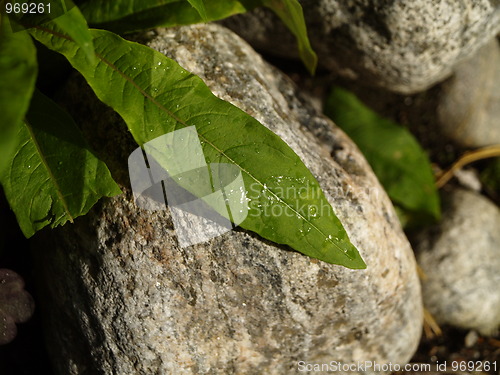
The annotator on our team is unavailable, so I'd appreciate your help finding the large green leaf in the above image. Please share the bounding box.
[259,0,317,74]
[30,25,366,268]
[0,90,122,238]
[0,15,37,174]
[326,87,440,226]
[79,0,249,32]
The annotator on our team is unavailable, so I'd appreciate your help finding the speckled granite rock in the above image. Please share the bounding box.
[223,0,500,93]
[33,24,422,374]
[416,189,500,336]
[437,38,500,148]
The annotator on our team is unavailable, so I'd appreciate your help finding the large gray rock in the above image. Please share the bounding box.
[416,188,500,336]
[437,38,500,148]
[223,0,500,94]
[33,24,422,374]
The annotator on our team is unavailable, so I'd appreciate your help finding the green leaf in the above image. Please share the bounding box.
[51,1,96,64]
[30,25,366,268]
[186,0,208,21]
[0,15,37,175]
[325,87,440,226]
[0,90,122,238]
[5,0,94,62]
[259,0,317,74]
[79,0,317,73]
[79,0,249,33]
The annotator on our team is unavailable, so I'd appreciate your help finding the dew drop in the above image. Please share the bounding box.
[157,62,162,66]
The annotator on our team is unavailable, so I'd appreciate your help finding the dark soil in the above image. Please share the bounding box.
[400,327,500,374]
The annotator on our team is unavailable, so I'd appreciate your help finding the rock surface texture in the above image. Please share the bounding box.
[34,24,422,374]
[416,189,500,336]
[437,38,500,148]
[223,0,500,93]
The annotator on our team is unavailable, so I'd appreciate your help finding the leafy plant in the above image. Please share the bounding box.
[0,1,364,268]
[77,0,317,73]
[325,86,441,228]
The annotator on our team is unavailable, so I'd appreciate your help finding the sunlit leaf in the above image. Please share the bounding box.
[30,25,366,268]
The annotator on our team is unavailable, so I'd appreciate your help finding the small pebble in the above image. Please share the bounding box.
[464,330,479,348]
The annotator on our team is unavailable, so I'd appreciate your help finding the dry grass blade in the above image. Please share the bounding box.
[436,145,500,188]
[423,308,442,338]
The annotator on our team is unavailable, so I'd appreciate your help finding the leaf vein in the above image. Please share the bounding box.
[23,120,74,223]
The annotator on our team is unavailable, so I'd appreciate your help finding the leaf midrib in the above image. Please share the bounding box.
[23,119,74,223]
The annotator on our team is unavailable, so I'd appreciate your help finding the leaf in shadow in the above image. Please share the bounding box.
[0,16,37,174]
[80,0,249,32]
[326,86,440,227]
[258,0,317,74]
[0,90,122,238]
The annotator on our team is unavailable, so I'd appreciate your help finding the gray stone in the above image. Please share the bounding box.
[223,0,500,94]
[437,38,500,148]
[33,24,422,374]
[416,188,500,336]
